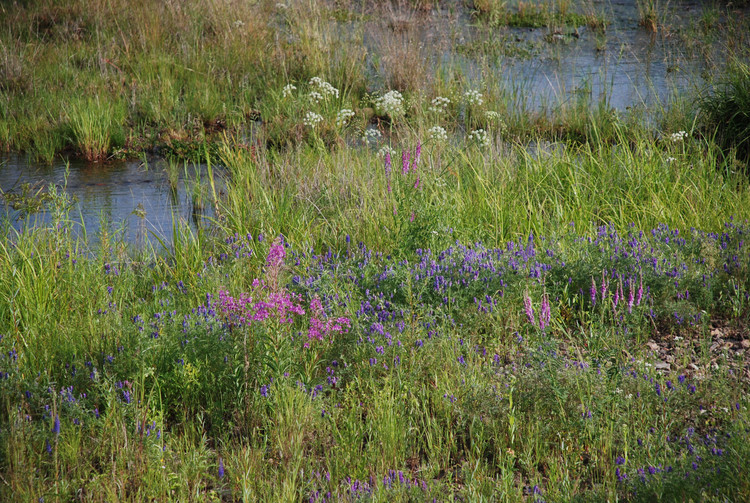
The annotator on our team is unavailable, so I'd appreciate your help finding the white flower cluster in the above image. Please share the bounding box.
[378,146,396,158]
[363,128,382,144]
[485,111,508,134]
[428,125,448,142]
[669,130,688,142]
[336,109,355,127]
[428,96,451,114]
[308,91,323,104]
[282,83,297,98]
[464,90,484,106]
[303,111,323,128]
[469,129,491,148]
[309,77,339,99]
[377,90,404,117]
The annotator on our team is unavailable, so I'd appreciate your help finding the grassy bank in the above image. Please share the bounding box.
[1,207,749,501]
[1,0,749,164]
[2,0,750,501]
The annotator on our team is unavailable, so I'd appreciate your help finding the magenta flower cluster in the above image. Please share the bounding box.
[524,293,551,331]
[217,238,350,346]
[307,297,351,344]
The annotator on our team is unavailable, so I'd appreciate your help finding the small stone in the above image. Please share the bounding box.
[689,363,700,371]
[654,362,671,371]
[741,340,750,349]
[647,341,659,352]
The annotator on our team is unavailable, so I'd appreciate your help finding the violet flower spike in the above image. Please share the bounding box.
[590,278,597,306]
[636,276,643,306]
[539,294,551,331]
[628,278,635,313]
[402,150,410,175]
[524,294,535,325]
[412,141,421,172]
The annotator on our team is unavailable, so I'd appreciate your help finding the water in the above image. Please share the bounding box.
[0,154,218,248]
[2,0,744,246]
[362,0,724,111]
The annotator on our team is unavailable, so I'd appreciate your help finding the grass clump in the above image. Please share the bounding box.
[472,0,606,30]
[699,60,750,169]
[67,96,126,162]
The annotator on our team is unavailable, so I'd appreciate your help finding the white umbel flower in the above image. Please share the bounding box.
[309,77,340,99]
[363,128,382,144]
[282,84,296,98]
[428,96,451,114]
[464,90,484,106]
[336,109,355,127]
[469,129,491,148]
[669,130,688,142]
[376,90,404,118]
[303,111,324,128]
[428,125,448,142]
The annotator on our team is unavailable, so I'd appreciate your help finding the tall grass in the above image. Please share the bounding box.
[699,60,750,168]
[3,0,746,161]
[2,194,749,500]
[2,1,750,501]
[68,96,125,162]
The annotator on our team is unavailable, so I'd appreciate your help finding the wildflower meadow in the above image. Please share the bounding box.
[2,0,750,501]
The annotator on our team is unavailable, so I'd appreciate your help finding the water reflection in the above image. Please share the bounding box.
[0,154,218,248]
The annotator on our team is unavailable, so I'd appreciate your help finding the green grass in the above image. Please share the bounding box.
[1,0,746,163]
[699,60,750,168]
[1,201,750,501]
[2,0,750,501]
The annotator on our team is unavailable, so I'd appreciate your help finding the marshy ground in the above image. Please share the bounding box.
[1,0,750,501]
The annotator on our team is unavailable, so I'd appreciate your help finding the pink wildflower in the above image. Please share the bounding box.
[590,278,597,306]
[412,141,421,172]
[307,296,350,343]
[524,294,534,325]
[628,278,635,313]
[636,275,643,306]
[539,294,551,331]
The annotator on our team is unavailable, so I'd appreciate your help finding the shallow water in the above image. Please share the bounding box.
[2,0,744,246]
[363,0,727,111]
[0,154,218,248]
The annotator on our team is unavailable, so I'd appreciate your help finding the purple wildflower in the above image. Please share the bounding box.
[539,294,551,331]
[590,278,597,306]
[628,279,635,313]
[636,276,643,306]
[218,457,225,479]
[524,295,534,325]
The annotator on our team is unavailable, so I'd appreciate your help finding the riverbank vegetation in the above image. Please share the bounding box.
[2,0,750,501]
